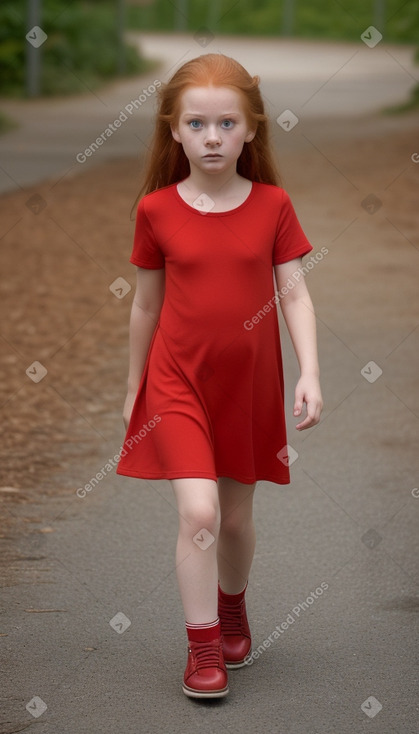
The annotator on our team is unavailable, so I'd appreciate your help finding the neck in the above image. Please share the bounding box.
[184,164,241,197]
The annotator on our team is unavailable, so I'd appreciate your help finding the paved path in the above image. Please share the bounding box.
[0,34,417,193]
[1,32,419,734]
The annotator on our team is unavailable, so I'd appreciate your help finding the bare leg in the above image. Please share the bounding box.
[217,478,256,594]
[171,477,220,624]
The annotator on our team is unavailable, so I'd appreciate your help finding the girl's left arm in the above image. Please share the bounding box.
[274,257,323,430]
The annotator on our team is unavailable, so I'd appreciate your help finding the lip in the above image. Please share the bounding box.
[203,154,222,158]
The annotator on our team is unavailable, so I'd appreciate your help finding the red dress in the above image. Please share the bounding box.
[117,181,312,485]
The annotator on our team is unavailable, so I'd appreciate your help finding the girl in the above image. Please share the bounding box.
[117,53,323,699]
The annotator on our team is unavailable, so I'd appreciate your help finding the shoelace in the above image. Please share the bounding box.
[218,601,244,635]
[189,640,222,670]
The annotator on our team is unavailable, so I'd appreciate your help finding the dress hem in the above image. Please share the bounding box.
[116,468,290,485]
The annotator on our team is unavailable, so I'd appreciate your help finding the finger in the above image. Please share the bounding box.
[293,395,304,417]
[296,405,320,430]
[296,415,312,430]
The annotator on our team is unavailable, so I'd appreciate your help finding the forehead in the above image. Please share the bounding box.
[178,85,245,115]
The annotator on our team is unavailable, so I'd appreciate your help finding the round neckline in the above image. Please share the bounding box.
[173,180,256,216]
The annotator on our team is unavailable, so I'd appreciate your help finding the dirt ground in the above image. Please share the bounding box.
[1,115,418,578]
[0,157,140,569]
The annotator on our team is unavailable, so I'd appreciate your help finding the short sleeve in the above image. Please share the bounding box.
[273,190,313,265]
[130,198,165,269]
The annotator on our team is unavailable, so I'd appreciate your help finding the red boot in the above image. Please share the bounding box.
[183,619,229,698]
[218,582,252,668]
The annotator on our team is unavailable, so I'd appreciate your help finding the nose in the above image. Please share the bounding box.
[205,125,221,146]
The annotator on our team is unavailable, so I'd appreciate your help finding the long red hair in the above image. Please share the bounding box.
[134,53,281,207]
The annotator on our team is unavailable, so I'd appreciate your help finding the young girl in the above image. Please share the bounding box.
[117,53,322,699]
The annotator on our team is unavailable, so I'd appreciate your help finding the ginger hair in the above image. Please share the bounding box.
[133,53,281,208]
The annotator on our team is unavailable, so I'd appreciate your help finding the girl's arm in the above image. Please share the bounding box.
[123,266,165,429]
[274,258,323,430]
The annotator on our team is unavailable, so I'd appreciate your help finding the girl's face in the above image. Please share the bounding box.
[171,86,256,177]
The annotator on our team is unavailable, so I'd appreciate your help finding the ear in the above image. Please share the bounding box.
[244,129,256,143]
[171,125,181,143]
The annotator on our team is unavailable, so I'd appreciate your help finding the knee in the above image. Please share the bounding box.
[220,511,253,539]
[181,500,220,537]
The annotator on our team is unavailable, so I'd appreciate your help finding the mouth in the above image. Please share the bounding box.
[203,153,222,158]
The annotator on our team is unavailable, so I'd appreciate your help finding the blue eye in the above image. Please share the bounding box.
[221,120,234,129]
[189,120,202,129]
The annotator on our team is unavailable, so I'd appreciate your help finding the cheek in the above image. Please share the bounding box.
[184,134,201,151]
[229,130,248,146]
[183,128,200,142]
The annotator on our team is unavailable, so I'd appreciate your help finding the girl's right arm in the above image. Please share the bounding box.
[123,266,165,429]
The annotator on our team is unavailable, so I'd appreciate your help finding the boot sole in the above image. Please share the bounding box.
[225,660,248,669]
[182,684,229,699]
[224,648,253,669]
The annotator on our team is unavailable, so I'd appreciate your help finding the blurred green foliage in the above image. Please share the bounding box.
[1,0,417,102]
[0,110,17,133]
[128,0,419,43]
[0,1,148,97]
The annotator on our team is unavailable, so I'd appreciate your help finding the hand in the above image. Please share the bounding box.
[293,375,323,431]
[123,390,137,431]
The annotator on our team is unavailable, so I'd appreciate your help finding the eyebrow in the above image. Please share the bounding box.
[181,111,242,117]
